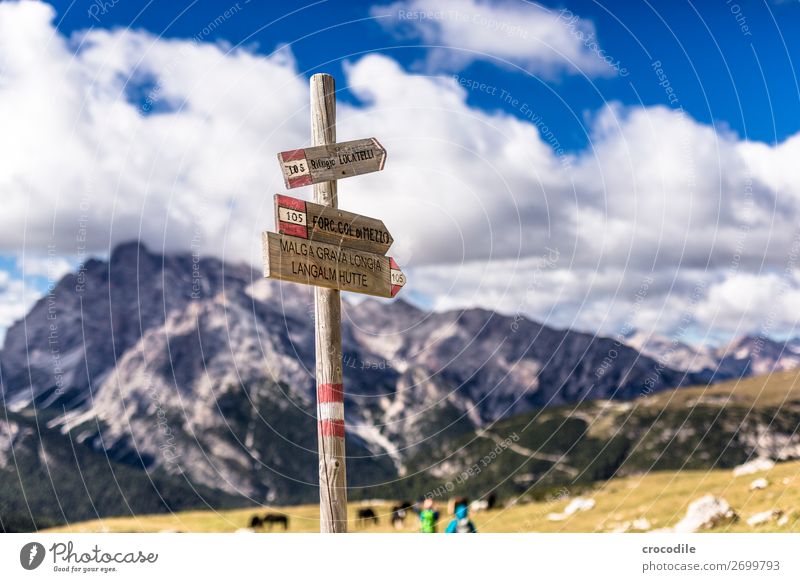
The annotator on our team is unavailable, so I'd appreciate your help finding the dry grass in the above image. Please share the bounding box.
[647,369,800,409]
[45,459,800,533]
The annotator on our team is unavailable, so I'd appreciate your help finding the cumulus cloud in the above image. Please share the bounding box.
[0,1,308,264]
[695,272,800,337]
[372,0,615,76]
[21,254,74,280]
[0,1,799,344]
[0,271,36,343]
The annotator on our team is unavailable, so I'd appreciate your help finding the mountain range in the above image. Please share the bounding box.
[623,329,800,380]
[1,242,799,530]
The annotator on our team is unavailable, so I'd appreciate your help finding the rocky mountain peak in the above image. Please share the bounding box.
[0,242,785,508]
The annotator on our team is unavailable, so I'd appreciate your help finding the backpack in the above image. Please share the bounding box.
[455,518,475,533]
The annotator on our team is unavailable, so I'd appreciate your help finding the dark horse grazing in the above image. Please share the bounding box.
[486,492,498,510]
[263,513,289,530]
[390,501,414,529]
[357,507,379,527]
[249,513,289,530]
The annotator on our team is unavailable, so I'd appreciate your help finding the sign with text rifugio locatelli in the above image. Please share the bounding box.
[277,138,386,189]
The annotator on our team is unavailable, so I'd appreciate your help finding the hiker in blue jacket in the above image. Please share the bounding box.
[445,497,477,533]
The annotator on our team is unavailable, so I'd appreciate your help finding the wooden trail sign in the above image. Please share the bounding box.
[262,231,406,298]
[262,73,406,533]
[278,138,387,189]
[275,194,394,255]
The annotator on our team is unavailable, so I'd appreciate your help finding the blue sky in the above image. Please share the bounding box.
[2,0,800,346]
[45,0,800,148]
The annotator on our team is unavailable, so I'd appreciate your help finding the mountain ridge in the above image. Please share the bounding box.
[1,241,798,529]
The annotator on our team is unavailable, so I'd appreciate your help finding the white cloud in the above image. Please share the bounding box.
[372,0,616,76]
[0,1,308,265]
[20,254,74,280]
[694,272,800,337]
[0,273,37,343]
[0,1,799,343]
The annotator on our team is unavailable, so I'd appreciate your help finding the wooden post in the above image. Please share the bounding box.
[310,73,348,533]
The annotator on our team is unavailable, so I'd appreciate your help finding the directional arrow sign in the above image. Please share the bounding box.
[277,138,387,189]
[262,232,406,298]
[274,194,394,255]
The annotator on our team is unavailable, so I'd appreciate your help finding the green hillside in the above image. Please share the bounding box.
[0,405,246,532]
[9,370,800,531]
[388,369,800,503]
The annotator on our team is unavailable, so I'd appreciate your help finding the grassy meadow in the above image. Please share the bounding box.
[45,458,800,533]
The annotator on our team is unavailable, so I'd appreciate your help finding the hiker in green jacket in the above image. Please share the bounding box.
[419,498,439,533]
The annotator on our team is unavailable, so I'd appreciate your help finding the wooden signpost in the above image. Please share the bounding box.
[274,194,394,254]
[262,232,405,298]
[278,137,387,189]
[262,74,405,533]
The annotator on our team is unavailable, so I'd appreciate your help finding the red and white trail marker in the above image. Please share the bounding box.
[262,74,406,533]
[389,257,406,298]
[277,137,387,189]
[274,193,394,255]
[317,382,344,439]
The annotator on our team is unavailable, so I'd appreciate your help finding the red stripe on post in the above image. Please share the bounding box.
[281,149,306,162]
[276,194,306,211]
[390,258,400,270]
[318,383,343,403]
[288,175,313,188]
[319,419,345,438]
[391,284,402,297]
[278,222,308,238]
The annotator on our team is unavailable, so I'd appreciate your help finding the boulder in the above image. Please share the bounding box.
[564,497,596,515]
[608,522,626,532]
[733,458,775,477]
[546,497,595,521]
[747,510,782,527]
[673,495,737,532]
[749,478,769,490]
[607,518,650,533]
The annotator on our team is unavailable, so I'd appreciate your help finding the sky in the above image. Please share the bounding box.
[1,0,800,347]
